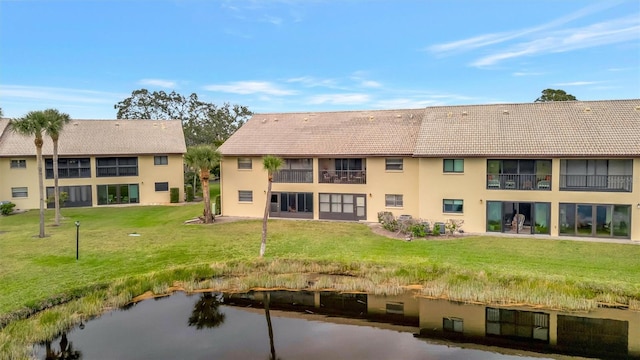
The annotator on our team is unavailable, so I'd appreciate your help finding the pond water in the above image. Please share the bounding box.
[32,290,639,359]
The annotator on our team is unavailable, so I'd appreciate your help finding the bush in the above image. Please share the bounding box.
[432,223,441,236]
[1,202,16,216]
[215,195,221,215]
[170,188,180,203]
[408,223,428,238]
[445,219,464,235]
[185,185,194,202]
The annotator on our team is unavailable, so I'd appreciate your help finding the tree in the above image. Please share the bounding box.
[184,145,220,223]
[114,89,252,146]
[188,293,226,329]
[43,109,71,226]
[10,111,49,238]
[260,155,283,258]
[535,89,577,102]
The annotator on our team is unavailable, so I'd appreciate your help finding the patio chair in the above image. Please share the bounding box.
[512,214,525,232]
[487,175,500,188]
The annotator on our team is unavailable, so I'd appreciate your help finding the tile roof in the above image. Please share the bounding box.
[218,109,425,156]
[0,119,186,157]
[219,99,640,158]
[414,99,640,157]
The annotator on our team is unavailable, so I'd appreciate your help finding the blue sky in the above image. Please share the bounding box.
[1,0,639,119]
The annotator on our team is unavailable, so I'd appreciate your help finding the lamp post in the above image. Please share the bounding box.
[75,221,80,260]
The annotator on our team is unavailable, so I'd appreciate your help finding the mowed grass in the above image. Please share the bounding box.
[1,199,640,321]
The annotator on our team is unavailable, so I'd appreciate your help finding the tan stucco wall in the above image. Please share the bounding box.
[220,156,639,241]
[0,157,39,210]
[418,158,639,241]
[418,297,640,354]
[0,154,184,209]
[220,156,420,222]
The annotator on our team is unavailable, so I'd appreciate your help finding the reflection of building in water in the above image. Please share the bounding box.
[418,298,640,359]
[225,290,639,359]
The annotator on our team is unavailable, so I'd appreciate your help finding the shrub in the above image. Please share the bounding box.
[185,185,194,202]
[432,223,441,236]
[408,223,428,238]
[1,202,16,216]
[215,195,221,215]
[377,211,393,223]
[445,219,464,235]
[170,188,180,203]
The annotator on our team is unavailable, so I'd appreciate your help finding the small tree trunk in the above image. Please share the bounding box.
[201,169,213,223]
[260,177,272,258]
[53,139,61,226]
[264,292,276,360]
[36,141,45,238]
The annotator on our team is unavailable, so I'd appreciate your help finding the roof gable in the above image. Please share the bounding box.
[218,109,424,157]
[0,119,187,157]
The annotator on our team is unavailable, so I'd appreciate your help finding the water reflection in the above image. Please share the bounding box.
[187,292,225,329]
[32,290,640,359]
[43,332,82,360]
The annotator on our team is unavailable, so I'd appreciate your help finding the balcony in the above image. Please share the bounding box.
[560,175,632,192]
[319,170,366,184]
[273,169,313,183]
[487,174,552,190]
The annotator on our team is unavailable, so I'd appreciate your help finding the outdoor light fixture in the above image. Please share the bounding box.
[637,203,640,209]
[75,221,80,260]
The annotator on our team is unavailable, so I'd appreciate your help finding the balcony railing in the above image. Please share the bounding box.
[560,175,632,192]
[273,169,313,183]
[319,170,366,184]
[487,174,552,190]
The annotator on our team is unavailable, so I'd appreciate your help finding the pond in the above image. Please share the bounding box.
[33,290,640,359]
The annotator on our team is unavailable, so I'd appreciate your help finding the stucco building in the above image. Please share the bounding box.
[218,99,640,241]
[0,119,186,209]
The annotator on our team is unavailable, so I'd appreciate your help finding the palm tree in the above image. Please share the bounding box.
[184,145,220,223]
[43,109,71,226]
[260,155,283,258]
[188,292,226,329]
[10,111,49,238]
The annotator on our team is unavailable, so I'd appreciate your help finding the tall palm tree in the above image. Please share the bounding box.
[10,111,49,238]
[43,109,71,226]
[184,145,220,223]
[260,155,283,258]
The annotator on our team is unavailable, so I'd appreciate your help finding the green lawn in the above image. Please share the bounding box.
[2,203,640,358]
[1,202,639,321]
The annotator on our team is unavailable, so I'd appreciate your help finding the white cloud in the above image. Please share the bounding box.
[361,80,382,88]
[471,16,640,66]
[307,93,370,105]
[138,79,177,88]
[428,2,621,54]
[0,85,122,104]
[286,76,339,88]
[553,81,601,86]
[512,71,545,77]
[373,98,439,109]
[203,81,296,96]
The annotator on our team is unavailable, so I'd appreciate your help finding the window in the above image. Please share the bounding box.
[238,158,252,170]
[443,318,464,333]
[385,158,403,171]
[385,194,403,207]
[97,184,139,205]
[11,187,28,198]
[238,190,253,202]
[10,159,26,169]
[155,182,169,192]
[443,199,463,213]
[45,158,91,179]
[154,156,168,165]
[486,308,549,342]
[386,302,404,315]
[96,157,138,177]
[443,159,464,173]
[46,186,92,208]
